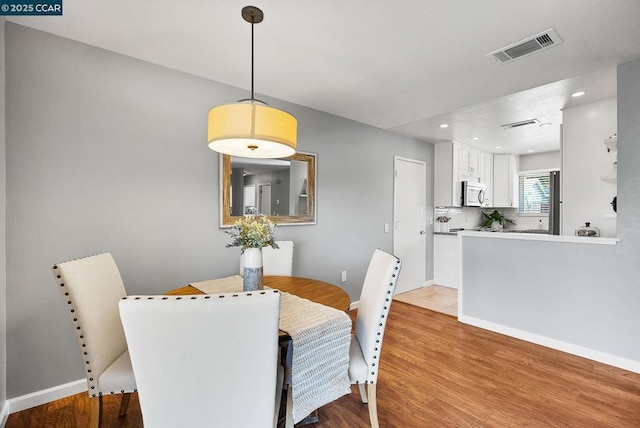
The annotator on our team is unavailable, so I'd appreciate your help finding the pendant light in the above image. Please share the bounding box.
[208,6,297,158]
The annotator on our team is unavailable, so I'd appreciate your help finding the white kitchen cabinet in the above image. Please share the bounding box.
[434,142,462,207]
[436,141,494,207]
[460,145,481,178]
[479,152,493,207]
[434,234,459,289]
[493,154,519,208]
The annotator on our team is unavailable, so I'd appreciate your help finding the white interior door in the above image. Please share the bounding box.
[258,184,271,215]
[393,157,426,294]
[244,185,256,214]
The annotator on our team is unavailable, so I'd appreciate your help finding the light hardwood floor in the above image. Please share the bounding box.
[7,301,640,427]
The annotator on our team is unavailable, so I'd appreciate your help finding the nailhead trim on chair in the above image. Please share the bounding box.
[364,249,401,384]
[120,290,279,301]
[53,253,140,397]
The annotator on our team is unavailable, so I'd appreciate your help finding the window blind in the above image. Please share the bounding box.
[518,172,550,214]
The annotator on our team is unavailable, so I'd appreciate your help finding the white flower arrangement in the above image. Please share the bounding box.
[226,214,279,252]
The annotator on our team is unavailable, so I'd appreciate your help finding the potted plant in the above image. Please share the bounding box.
[481,210,515,231]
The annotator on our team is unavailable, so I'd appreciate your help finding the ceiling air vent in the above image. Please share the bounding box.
[501,119,540,130]
[487,28,562,65]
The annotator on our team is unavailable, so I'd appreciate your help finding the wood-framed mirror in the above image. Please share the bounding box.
[220,152,316,227]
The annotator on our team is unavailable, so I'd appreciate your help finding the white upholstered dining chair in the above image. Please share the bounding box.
[119,290,283,428]
[240,240,295,276]
[349,249,402,428]
[52,252,136,428]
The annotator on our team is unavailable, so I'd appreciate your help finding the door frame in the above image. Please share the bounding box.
[257,182,272,215]
[393,156,427,293]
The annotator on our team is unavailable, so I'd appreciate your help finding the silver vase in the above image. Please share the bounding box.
[242,248,263,291]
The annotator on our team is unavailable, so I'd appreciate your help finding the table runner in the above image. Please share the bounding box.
[191,276,352,423]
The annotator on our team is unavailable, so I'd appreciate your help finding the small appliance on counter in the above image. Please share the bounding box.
[462,181,486,207]
[435,216,451,233]
[575,222,600,237]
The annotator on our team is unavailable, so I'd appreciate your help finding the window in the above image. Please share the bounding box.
[518,171,551,214]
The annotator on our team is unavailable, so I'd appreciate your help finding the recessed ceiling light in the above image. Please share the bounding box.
[440,123,449,128]
[539,122,552,127]
[527,149,535,153]
[571,91,586,97]
[472,137,480,140]
[495,145,502,149]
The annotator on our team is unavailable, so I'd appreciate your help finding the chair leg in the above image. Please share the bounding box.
[358,383,368,403]
[90,396,102,428]
[366,383,379,428]
[285,386,294,428]
[118,393,132,417]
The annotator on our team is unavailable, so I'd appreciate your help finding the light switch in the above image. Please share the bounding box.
[384,223,389,233]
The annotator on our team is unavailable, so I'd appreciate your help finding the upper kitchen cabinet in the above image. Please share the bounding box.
[493,154,519,208]
[479,151,493,207]
[435,142,462,207]
[434,141,496,207]
[460,145,481,179]
[435,141,493,207]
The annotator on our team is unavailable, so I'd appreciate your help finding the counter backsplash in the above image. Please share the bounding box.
[435,206,521,232]
[435,206,482,231]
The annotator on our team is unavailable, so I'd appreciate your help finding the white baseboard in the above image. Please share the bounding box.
[8,379,86,414]
[424,279,435,286]
[0,400,9,427]
[459,314,640,374]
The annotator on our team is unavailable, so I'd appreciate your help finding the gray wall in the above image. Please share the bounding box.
[244,169,290,215]
[0,17,7,411]
[461,57,640,363]
[4,23,433,398]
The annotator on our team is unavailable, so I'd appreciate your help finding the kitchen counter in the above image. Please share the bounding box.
[456,226,627,376]
[434,227,467,236]
[433,228,549,236]
[458,230,620,245]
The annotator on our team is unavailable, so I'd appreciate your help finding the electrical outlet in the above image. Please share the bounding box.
[341,271,347,282]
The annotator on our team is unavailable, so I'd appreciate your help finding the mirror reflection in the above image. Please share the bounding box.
[220,152,316,226]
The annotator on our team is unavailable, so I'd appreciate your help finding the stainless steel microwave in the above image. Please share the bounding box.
[462,181,486,206]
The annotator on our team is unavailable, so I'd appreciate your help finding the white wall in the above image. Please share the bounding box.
[516,150,561,230]
[519,151,560,172]
[562,98,617,237]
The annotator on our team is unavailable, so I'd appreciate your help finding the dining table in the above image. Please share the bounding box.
[165,275,353,424]
[166,275,351,312]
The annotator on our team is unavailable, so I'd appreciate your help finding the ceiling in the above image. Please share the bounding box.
[8,0,640,154]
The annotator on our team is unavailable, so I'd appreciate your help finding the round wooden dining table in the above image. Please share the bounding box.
[166,275,351,313]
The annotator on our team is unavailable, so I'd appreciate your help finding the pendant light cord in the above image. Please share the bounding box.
[237,6,266,105]
[250,14,255,101]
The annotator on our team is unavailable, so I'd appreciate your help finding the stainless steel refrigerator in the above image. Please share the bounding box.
[548,171,561,235]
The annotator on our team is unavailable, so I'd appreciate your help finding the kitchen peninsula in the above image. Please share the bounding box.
[456,229,635,374]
